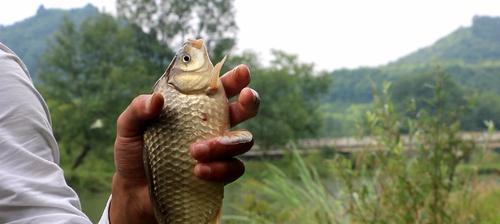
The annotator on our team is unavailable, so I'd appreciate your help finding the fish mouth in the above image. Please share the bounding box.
[188,39,204,49]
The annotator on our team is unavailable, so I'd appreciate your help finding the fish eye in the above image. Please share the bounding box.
[182,54,191,63]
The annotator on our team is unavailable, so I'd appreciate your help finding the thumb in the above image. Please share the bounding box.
[114,93,164,181]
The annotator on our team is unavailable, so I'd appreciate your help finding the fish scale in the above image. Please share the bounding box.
[143,80,229,223]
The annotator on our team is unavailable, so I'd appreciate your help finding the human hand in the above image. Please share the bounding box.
[109,64,259,224]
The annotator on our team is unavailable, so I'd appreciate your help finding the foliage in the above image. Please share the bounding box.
[462,91,500,130]
[38,14,173,174]
[326,62,500,135]
[227,73,498,223]
[390,70,468,125]
[473,184,500,223]
[235,50,331,149]
[327,67,385,103]
[340,76,480,223]
[116,0,237,53]
[0,4,98,78]
[321,102,370,137]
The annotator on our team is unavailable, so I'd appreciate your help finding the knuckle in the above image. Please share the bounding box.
[131,97,144,112]
[204,149,213,161]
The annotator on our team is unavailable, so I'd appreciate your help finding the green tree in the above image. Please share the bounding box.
[116,0,237,54]
[237,50,331,149]
[462,91,500,130]
[38,14,173,172]
[343,75,479,224]
[391,70,467,119]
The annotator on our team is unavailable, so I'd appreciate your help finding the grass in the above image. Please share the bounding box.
[230,151,345,224]
[474,180,500,223]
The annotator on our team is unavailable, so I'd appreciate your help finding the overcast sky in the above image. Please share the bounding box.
[1,0,500,71]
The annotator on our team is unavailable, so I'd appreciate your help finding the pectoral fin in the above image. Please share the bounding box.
[207,55,227,95]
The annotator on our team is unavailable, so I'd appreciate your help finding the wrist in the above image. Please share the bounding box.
[110,173,155,224]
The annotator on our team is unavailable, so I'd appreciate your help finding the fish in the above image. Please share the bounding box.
[143,39,251,224]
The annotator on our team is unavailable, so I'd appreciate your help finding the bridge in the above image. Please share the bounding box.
[242,131,500,159]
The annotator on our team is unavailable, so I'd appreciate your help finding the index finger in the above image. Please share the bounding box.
[221,64,251,98]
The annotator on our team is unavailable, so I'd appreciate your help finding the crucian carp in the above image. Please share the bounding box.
[143,39,251,224]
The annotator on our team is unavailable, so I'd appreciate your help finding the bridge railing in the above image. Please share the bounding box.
[243,131,500,159]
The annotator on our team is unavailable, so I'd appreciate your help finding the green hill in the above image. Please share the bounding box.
[326,15,500,135]
[330,15,500,101]
[395,16,500,65]
[0,4,99,78]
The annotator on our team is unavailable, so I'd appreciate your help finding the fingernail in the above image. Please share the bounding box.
[145,95,153,112]
[244,64,250,74]
[235,66,243,82]
[218,132,253,145]
[249,88,260,105]
[191,143,209,159]
[195,164,211,178]
[240,64,250,78]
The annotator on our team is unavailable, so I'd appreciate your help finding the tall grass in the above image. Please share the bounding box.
[225,149,346,224]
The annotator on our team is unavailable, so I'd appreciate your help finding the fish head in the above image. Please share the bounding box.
[156,39,217,94]
[174,39,211,72]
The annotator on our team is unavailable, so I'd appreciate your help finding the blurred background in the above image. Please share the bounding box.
[1,1,499,223]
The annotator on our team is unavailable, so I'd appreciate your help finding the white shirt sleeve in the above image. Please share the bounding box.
[0,42,110,223]
[98,195,112,224]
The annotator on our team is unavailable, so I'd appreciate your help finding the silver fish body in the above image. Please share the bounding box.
[143,39,229,224]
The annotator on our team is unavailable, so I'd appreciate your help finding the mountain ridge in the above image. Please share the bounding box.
[0,4,99,77]
[392,15,500,66]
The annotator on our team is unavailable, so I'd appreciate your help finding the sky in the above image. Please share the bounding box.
[1,0,500,71]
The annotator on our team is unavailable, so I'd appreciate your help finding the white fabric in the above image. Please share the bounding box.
[98,195,112,224]
[0,42,109,224]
